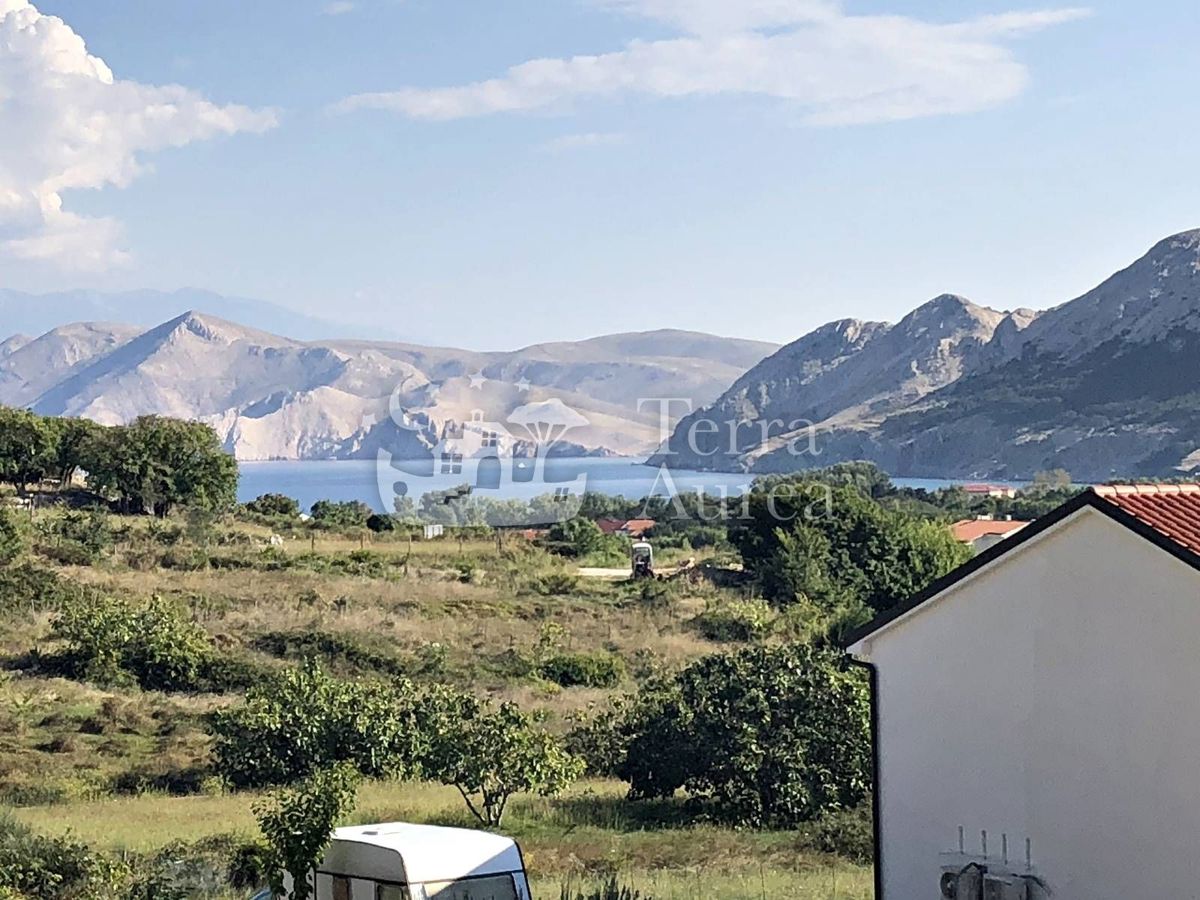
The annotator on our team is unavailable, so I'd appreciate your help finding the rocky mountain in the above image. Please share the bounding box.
[655,229,1200,482]
[0,312,776,461]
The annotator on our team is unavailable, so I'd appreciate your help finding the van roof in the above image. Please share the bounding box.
[329,823,523,883]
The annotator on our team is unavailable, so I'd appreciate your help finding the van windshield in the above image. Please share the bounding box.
[414,875,518,900]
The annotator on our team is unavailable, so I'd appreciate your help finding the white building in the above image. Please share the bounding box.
[847,484,1200,900]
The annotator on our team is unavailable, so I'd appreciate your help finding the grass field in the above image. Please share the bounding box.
[14,780,871,899]
[0,508,869,899]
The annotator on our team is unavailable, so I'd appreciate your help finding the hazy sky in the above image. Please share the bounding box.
[2,0,1197,348]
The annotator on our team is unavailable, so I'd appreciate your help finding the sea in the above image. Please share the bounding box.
[237,458,976,513]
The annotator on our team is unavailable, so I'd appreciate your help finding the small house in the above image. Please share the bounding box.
[847,484,1200,900]
[962,483,1018,499]
[950,517,1030,552]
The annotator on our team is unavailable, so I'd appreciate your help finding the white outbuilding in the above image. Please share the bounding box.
[283,822,531,900]
[847,484,1200,900]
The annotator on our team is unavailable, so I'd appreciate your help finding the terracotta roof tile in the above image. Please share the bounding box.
[1092,484,1200,555]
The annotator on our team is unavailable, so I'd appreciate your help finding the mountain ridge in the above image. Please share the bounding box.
[1,312,778,462]
[655,229,1200,481]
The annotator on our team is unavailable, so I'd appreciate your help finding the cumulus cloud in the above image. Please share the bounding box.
[335,1,1090,125]
[0,0,278,270]
[322,1,357,15]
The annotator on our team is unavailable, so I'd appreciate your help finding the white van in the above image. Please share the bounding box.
[280,823,532,900]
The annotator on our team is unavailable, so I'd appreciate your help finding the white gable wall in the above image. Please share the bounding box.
[855,507,1200,900]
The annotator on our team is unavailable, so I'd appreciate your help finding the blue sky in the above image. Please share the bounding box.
[2,0,1198,348]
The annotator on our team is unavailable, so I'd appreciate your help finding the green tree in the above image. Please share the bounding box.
[309,499,372,528]
[618,644,870,828]
[733,480,970,618]
[210,659,428,789]
[255,763,360,900]
[0,408,57,493]
[425,693,584,826]
[50,417,103,487]
[82,416,237,516]
[546,517,606,557]
[245,493,301,517]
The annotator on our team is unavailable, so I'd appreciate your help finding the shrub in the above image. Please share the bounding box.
[560,878,652,900]
[803,798,874,864]
[51,594,213,691]
[0,509,28,567]
[0,564,86,616]
[366,513,395,533]
[692,598,774,642]
[0,814,131,898]
[256,763,360,900]
[252,630,408,678]
[565,701,630,777]
[540,651,625,688]
[545,517,605,557]
[245,493,301,518]
[309,499,372,528]
[209,659,430,789]
[37,509,113,565]
[533,571,579,596]
[618,643,871,828]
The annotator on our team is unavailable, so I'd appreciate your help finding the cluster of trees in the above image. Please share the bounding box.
[210,659,583,828]
[732,475,972,636]
[0,409,238,517]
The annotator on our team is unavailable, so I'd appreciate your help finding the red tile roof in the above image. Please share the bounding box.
[1092,484,1200,555]
[950,518,1030,543]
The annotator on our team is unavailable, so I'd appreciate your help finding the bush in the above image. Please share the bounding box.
[210,659,431,789]
[618,644,871,828]
[309,499,372,528]
[253,630,408,678]
[37,509,113,565]
[0,564,87,616]
[560,877,652,900]
[424,692,584,826]
[540,651,625,688]
[51,594,213,691]
[565,702,630,777]
[245,493,301,518]
[692,598,774,642]
[0,509,28,567]
[546,517,606,557]
[0,814,130,898]
[366,513,396,533]
[803,799,874,864]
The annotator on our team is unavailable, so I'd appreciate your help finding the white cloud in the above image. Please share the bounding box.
[541,132,628,152]
[322,1,357,15]
[0,0,278,270]
[335,2,1090,125]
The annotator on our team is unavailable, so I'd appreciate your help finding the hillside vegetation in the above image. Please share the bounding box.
[0,415,1080,899]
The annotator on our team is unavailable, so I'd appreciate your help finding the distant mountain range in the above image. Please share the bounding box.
[652,229,1200,482]
[0,313,777,461]
[0,288,397,343]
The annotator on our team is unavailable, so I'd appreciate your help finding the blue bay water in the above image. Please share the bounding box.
[237,458,970,513]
